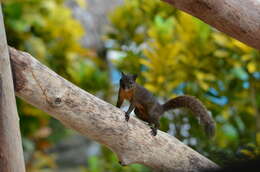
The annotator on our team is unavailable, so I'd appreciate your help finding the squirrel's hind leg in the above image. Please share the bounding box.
[149,116,160,136]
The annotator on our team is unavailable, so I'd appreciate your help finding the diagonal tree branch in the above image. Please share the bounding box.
[163,0,260,50]
[9,47,218,171]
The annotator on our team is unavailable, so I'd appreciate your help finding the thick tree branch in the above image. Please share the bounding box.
[9,47,218,171]
[0,5,25,172]
[163,0,260,50]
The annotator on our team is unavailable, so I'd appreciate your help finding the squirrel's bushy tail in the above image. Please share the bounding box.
[162,95,215,138]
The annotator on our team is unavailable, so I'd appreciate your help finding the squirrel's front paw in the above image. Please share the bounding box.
[124,112,130,122]
[150,128,157,136]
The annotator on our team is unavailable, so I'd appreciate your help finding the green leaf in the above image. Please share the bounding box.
[231,67,249,80]
[222,124,238,140]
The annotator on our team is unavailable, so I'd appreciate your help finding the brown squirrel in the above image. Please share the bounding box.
[116,72,215,137]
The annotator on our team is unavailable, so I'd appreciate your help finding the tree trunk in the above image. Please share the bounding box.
[163,0,260,50]
[0,5,25,172]
[9,47,218,172]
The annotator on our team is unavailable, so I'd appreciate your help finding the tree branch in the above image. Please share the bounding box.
[9,47,218,171]
[163,0,260,50]
[0,5,25,171]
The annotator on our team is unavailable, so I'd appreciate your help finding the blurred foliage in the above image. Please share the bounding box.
[26,151,57,172]
[82,147,150,172]
[2,0,260,171]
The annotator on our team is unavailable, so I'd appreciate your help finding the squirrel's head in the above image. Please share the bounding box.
[119,72,138,91]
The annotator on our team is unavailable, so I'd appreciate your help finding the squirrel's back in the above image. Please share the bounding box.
[134,84,158,105]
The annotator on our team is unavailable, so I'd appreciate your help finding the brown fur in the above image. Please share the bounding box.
[116,73,215,137]
[119,88,134,101]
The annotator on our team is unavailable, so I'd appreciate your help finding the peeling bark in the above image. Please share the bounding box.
[163,0,260,50]
[9,47,218,171]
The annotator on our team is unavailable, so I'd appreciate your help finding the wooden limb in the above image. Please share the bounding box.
[163,0,260,50]
[0,5,25,172]
[9,47,218,171]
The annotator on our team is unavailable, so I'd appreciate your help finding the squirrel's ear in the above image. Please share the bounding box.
[133,74,138,80]
[121,71,126,76]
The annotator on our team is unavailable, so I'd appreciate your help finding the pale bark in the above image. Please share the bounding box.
[9,47,218,171]
[0,5,25,172]
[163,0,260,50]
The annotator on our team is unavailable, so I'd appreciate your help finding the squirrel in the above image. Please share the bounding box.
[116,72,215,137]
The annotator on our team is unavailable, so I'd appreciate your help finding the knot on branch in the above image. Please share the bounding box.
[55,97,62,104]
